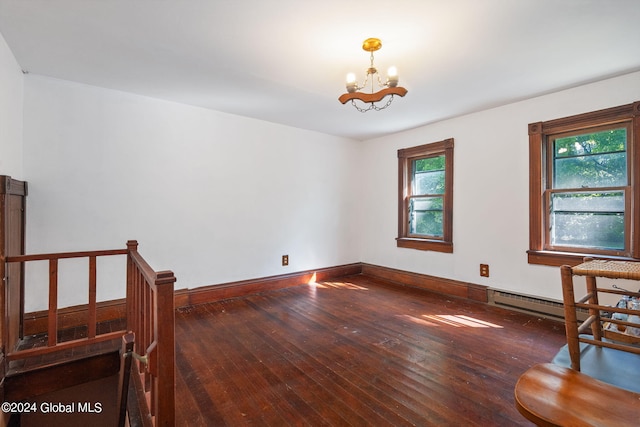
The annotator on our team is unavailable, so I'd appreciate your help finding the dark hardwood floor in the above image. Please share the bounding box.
[175,274,567,426]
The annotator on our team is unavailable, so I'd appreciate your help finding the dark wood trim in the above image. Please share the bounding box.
[527,250,640,267]
[633,101,640,259]
[397,138,455,253]
[0,176,28,197]
[360,263,488,303]
[397,154,406,242]
[540,102,638,134]
[396,237,453,253]
[6,248,128,263]
[184,263,363,307]
[23,299,127,336]
[397,138,453,158]
[23,265,364,335]
[528,122,543,253]
[23,262,491,333]
[1,176,28,362]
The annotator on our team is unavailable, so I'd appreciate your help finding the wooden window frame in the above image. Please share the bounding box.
[397,138,454,253]
[528,101,640,266]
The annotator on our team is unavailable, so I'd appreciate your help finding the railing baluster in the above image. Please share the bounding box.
[143,281,151,380]
[88,255,97,338]
[48,258,58,347]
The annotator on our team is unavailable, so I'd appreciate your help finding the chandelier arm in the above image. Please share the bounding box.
[338,87,407,105]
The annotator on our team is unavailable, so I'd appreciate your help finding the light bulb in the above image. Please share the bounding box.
[386,66,399,87]
[346,73,358,93]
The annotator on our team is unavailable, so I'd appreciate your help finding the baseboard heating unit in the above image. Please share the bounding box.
[488,289,587,321]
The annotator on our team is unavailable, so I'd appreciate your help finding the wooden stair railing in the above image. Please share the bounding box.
[126,240,176,427]
[4,247,129,362]
[3,240,176,427]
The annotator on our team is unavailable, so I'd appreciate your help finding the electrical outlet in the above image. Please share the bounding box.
[282,255,289,266]
[480,264,489,277]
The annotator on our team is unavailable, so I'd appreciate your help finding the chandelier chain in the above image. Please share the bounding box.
[350,95,395,113]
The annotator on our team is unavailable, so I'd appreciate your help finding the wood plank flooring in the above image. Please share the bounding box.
[175,275,567,426]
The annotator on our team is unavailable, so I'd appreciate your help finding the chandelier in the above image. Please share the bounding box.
[338,38,407,112]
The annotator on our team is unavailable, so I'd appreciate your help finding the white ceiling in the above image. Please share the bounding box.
[1,0,639,140]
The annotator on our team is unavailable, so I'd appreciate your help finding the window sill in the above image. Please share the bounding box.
[397,238,453,253]
[527,250,640,267]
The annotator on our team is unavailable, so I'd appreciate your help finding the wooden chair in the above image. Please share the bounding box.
[515,260,640,426]
[553,259,640,392]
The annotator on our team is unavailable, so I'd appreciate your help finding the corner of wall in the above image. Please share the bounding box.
[0,30,24,179]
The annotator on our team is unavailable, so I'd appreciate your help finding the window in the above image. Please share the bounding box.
[528,101,640,266]
[397,138,454,252]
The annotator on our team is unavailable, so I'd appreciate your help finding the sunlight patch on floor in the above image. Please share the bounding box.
[398,314,503,328]
[308,279,368,290]
[397,314,442,327]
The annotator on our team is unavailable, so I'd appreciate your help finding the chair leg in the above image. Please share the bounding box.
[560,265,581,371]
[585,276,603,341]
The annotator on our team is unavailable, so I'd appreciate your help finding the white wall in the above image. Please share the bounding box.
[360,71,640,301]
[0,31,23,178]
[16,64,640,311]
[22,76,362,311]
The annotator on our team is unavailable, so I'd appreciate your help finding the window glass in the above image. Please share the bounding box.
[550,191,625,250]
[410,196,443,237]
[413,156,445,195]
[553,128,627,189]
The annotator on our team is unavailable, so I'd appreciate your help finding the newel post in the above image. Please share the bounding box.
[154,270,176,427]
[125,240,138,332]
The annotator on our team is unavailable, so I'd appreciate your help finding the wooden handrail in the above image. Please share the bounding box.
[126,240,176,427]
[6,248,128,262]
[6,332,124,361]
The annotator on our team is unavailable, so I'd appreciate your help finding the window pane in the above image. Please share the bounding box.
[412,197,443,211]
[554,152,627,189]
[554,128,627,189]
[410,196,443,237]
[555,128,626,157]
[552,191,625,212]
[550,191,625,250]
[413,155,445,195]
[415,156,445,171]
